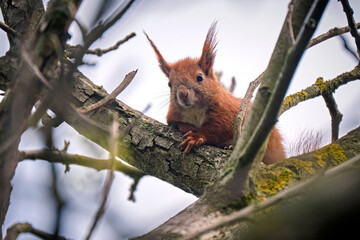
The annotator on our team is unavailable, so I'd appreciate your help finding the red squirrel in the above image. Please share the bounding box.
[145,22,285,164]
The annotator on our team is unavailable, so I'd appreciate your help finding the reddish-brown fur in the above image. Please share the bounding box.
[145,22,285,164]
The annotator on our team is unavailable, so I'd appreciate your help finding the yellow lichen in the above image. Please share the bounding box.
[256,167,293,196]
[281,158,315,176]
[282,95,294,107]
[298,90,308,100]
[313,143,347,168]
[315,77,327,94]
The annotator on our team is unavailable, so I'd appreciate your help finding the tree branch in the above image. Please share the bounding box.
[4,222,68,240]
[0,21,19,38]
[279,67,360,116]
[339,0,360,58]
[79,0,136,57]
[339,34,359,61]
[20,149,145,182]
[286,0,296,45]
[307,22,360,48]
[87,32,136,56]
[81,70,137,113]
[65,32,136,59]
[85,116,118,240]
[318,78,343,142]
[233,72,263,144]
[185,152,360,240]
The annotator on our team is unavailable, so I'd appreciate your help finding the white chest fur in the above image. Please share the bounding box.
[181,108,207,129]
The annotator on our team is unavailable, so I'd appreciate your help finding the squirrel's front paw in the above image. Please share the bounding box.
[180,131,206,154]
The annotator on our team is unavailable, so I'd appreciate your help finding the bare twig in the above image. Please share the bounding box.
[50,163,65,238]
[317,77,343,141]
[42,120,65,238]
[0,21,19,38]
[339,35,359,61]
[84,115,118,240]
[20,148,144,179]
[21,47,54,90]
[339,0,360,58]
[85,171,114,240]
[307,22,360,48]
[4,222,68,240]
[322,93,343,142]
[87,32,136,56]
[66,32,136,59]
[82,0,136,54]
[233,72,263,144]
[67,1,136,84]
[81,70,137,113]
[286,0,296,45]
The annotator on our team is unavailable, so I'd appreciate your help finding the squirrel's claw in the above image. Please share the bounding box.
[180,131,206,154]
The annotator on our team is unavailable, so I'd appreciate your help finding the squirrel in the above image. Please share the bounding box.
[145,22,285,165]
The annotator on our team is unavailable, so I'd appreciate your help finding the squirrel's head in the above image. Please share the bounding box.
[145,22,220,110]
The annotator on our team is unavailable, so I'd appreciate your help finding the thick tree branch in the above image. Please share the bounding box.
[186,153,360,240]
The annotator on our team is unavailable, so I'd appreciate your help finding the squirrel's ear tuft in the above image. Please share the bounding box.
[144,31,171,77]
[198,21,217,76]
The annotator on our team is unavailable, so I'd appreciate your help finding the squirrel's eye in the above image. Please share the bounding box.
[168,82,172,88]
[196,73,203,82]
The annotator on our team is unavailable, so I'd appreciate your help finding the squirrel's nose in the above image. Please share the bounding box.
[178,90,188,102]
[176,87,192,108]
